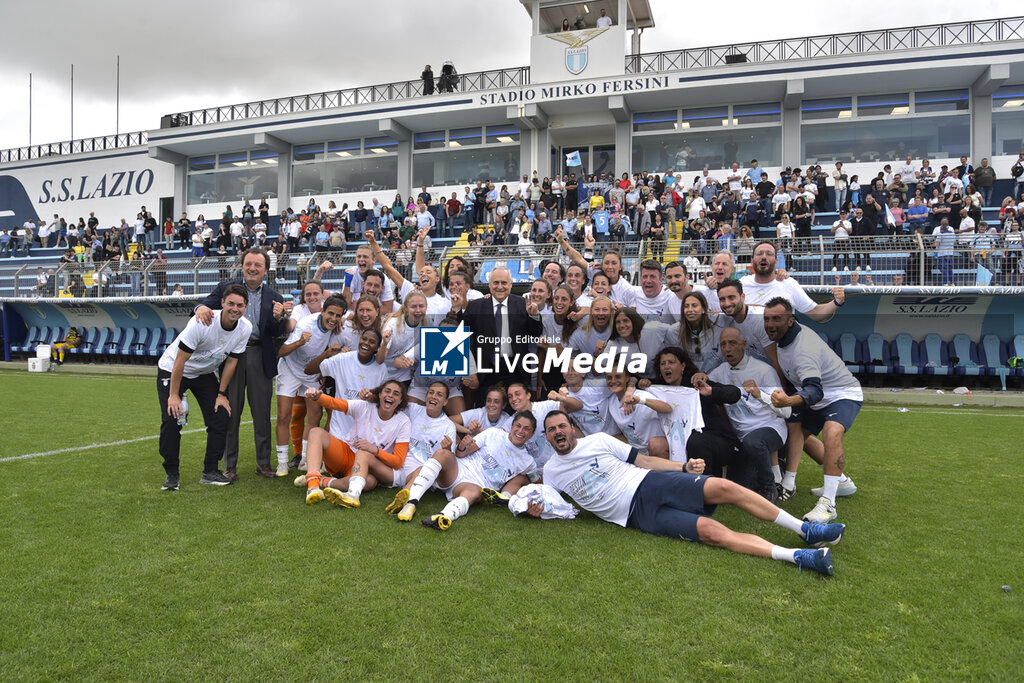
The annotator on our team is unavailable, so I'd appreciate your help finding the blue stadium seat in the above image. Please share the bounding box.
[130,328,151,357]
[835,332,864,373]
[70,327,100,355]
[159,328,179,355]
[115,329,138,361]
[891,333,921,375]
[862,333,892,374]
[921,333,951,376]
[979,334,1011,390]
[103,328,124,359]
[949,334,983,377]
[12,325,41,353]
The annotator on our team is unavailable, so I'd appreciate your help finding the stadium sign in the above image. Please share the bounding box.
[477,75,670,106]
[419,322,647,378]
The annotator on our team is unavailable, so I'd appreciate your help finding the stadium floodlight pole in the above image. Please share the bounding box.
[116,55,120,136]
[70,63,74,141]
[28,73,32,147]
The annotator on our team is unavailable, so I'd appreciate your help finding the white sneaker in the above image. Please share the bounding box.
[831,266,837,272]
[855,266,861,272]
[810,477,858,498]
[275,461,289,477]
[843,266,850,271]
[866,265,872,271]
[803,496,837,523]
[299,457,307,470]
[293,474,307,488]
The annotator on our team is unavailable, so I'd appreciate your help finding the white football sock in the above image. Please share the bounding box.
[408,458,443,502]
[441,496,470,522]
[771,465,782,484]
[771,545,798,564]
[781,470,797,490]
[300,439,308,457]
[276,444,289,466]
[822,475,840,503]
[774,509,805,536]
[348,476,366,499]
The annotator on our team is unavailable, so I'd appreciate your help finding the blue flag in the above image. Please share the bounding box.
[565,150,582,167]
[976,264,993,286]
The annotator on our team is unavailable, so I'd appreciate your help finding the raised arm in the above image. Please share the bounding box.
[365,231,405,288]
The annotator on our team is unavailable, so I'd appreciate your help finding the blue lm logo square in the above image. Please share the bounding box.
[419,322,471,377]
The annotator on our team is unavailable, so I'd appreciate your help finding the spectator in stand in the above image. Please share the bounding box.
[888,199,905,236]
[443,192,461,238]
[973,158,996,206]
[906,198,929,232]
[421,65,434,95]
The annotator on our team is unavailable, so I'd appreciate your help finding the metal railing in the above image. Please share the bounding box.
[0,132,148,164]
[164,66,531,129]
[626,16,1024,73]
[2,232,1021,297]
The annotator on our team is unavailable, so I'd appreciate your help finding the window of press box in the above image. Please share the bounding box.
[681,106,729,129]
[915,89,969,113]
[326,140,361,156]
[801,97,853,121]
[448,127,483,147]
[486,125,520,144]
[732,102,781,126]
[293,143,326,162]
[633,110,677,133]
[992,85,1024,110]
[856,93,910,118]
[414,131,446,150]
[188,155,216,172]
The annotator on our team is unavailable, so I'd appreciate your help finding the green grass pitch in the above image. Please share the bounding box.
[0,369,1021,680]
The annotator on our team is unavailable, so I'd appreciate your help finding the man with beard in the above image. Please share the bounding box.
[740,242,845,321]
[536,411,844,575]
[763,298,862,523]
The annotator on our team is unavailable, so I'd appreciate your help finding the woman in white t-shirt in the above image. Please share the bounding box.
[450,385,514,437]
[604,369,672,457]
[274,295,347,477]
[559,365,611,436]
[338,295,381,350]
[668,291,724,373]
[300,380,411,507]
[775,213,795,254]
[382,291,427,382]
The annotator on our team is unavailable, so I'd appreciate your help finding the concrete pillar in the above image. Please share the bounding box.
[507,103,550,179]
[782,79,804,167]
[147,147,186,217]
[254,133,292,211]
[971,64,1008,162]
[378,119,412,195]
[609,96,632,176]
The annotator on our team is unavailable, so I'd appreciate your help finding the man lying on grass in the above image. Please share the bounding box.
[534,410,845,575]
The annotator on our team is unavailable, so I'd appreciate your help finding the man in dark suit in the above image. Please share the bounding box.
[457,266,542,406]
[196,247,291,480]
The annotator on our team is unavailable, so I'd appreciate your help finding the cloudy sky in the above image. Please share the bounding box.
[0,1,1018,151]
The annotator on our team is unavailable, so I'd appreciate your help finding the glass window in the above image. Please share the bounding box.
[681,106,729,129]
[413,147,520,187]
[993,109,1024,156]
[363,136,397,154]
[414,131,446,150]
[633,110,677,133]
[992,85,1024,110]
[448,127,482,146]
[916,89,969,113]
[293,143,325,162]
[188,155,215,172]
[249,151,278,166]
[292,156,398,197]
[857,93,910,117]
[801,114,969,164]
[733,102,781,126]
[486,125,520,145]
[632,127,781,172]
[218,151,249,166]
[188,168,276,205]
[327,139,361,156]
[801,97,852,121]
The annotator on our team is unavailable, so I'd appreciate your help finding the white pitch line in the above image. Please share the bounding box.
[861,407,1024,417]
[0,420,254,463]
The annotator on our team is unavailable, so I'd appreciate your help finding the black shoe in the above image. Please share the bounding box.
[161,474,180,491]
[757,484,778,504]
[200,470,233,486]
[288,455,301,470]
